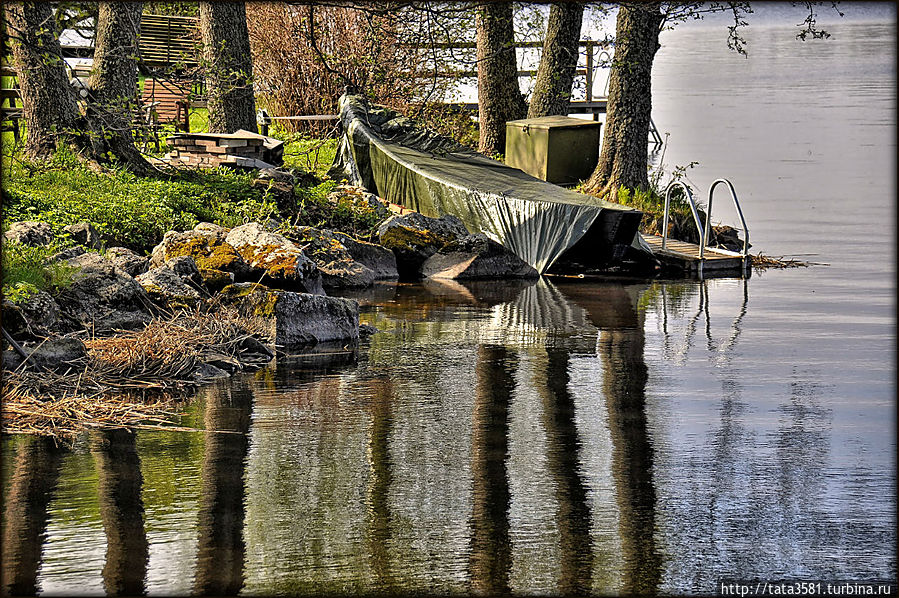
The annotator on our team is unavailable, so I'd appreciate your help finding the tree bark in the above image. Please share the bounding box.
[199,2,257,134]
[475,2,526,156]
[4,2,79,158]
[584,3,663,199]
[527,2,584,119]
[88,1,151,173]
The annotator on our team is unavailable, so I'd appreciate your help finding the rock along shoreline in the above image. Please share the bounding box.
[2,185,540,438]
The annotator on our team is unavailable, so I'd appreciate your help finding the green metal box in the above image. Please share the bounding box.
[505,116,601,185]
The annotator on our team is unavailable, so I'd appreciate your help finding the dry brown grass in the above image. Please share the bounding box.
[751,253,811,270]
[2,306,271,440]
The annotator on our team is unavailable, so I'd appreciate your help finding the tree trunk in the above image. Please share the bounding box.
[4,2,79,158]
[199,2,257,134]
[475,2,526,156]
[88,1,151,173]
[584,3,663,199]
[527,2,584,119]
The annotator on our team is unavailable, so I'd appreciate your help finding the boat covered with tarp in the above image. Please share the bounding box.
[330,94,647,274]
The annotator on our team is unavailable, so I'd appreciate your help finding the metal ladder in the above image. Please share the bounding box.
[662,179,751,272]
[594,49,663,147]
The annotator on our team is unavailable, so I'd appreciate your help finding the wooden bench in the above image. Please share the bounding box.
[136,77,194,150]
[140,78,191,131]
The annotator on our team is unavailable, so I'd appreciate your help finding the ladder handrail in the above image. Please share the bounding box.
[705,178,750,258]
[663,181,705,259]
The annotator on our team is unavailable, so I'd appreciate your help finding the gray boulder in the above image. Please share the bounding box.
[319,260,375,290]
[334,232,398,280]
[136,263,203,309]
[165,255,205,290]
[3,337,87,373]
[200,352,242,374]
[290,227,397,289]
[48,246,86,263]
[376,212,469,278]
[4,221,53,246]
[1,291,60,339]
[55,252,154,332]
[709,225,750,253]
[421,234,539,280]
[225,222,323,294]
[220,283,359,346]
[105,247,149,277]
[257,167,298,183]
[192,222,229,243]
[19,291,61,332]
[232,335,274,367]
[63,222,103,249]
[377,212,468,242]
[328,185,391,218]
[151,226,243,269]
[150,226,251,288]
[192,362,231,383]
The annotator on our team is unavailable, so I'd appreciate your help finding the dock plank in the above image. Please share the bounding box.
[643,234,749,272]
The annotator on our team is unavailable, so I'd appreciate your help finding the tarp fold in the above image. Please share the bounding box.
[330,94,643,273]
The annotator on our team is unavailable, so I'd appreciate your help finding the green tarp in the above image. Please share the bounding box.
[331,94,644,274]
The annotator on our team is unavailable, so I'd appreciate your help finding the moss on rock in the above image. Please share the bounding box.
[380,226,444,253]
[219,282,280,318]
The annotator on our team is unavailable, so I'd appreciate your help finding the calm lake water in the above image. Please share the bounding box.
[2,19,896,596]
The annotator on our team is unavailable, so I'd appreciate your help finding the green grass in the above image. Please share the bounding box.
[1,241,77,304]
[2,145,280,252]
[2,132,376,250]
[280,135,339,178]
[615,184,706,242]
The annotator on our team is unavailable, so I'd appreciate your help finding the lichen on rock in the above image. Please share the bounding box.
[285,226,397,289]
[136,263,203,309]
[150,226,253,284]
[220,282,359,346]
[225,222,323,294]
[376,212,469,279]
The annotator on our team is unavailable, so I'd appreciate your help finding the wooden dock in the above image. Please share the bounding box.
[643,234,750,274]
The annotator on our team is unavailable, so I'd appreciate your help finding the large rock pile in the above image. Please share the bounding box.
[288,227,398,289]
[3,202,542,374]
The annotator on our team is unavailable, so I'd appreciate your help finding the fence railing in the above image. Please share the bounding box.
[404,40,612,103]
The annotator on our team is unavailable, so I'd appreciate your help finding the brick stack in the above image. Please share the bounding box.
[166,129,284,168]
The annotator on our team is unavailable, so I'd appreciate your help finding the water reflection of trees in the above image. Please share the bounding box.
[365,375,395,590]
[90,429,149,596]
[1,277,668,596]
[597,323,662,595]
[193,379,253,596]
[468,345,515,595]
[1,437,65,596]
[460,279,661,594]
[537,348,593,594]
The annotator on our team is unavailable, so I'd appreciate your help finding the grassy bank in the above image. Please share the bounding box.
[3,147,279,251]
[0,132,390,302]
